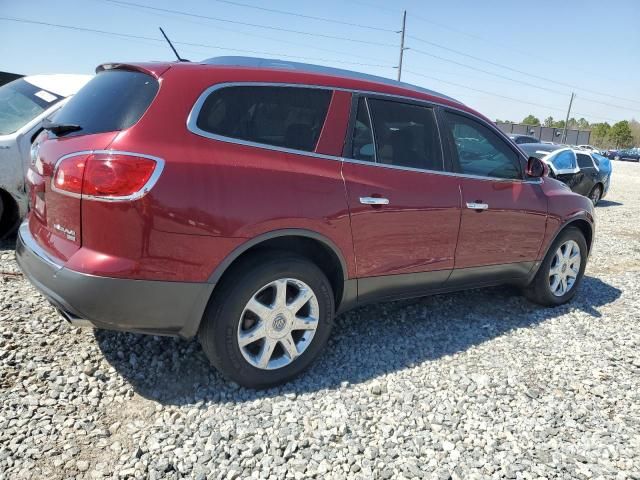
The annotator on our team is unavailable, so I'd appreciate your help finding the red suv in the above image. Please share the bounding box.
[17,57,594,388]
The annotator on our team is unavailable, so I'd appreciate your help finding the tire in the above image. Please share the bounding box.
[199,253,334,389]
[524,227,588,307]
[588,184,602,206]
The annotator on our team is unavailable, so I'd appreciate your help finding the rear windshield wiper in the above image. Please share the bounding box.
[42,119,82,136]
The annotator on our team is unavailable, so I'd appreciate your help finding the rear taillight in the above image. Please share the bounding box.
[52,151,163,200]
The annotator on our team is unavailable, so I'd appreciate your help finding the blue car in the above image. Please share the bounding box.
[615,148,640,162]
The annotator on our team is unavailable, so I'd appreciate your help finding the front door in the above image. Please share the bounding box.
[342,96,461,302]
[440,110,547,283]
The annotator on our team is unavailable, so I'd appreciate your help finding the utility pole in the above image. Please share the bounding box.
[561,92,575,144]
[397,10,407,82]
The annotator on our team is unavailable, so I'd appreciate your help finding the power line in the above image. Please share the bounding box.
[407,35,640,109]
[97,0,393,65]
[346,0,635,90]
[408,47,569,96]
[0,17,395,69]
[404,69,621,123]
[102,0,397,47]
[203,0,395,32]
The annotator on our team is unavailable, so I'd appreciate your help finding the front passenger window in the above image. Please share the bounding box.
[445,112,521,180]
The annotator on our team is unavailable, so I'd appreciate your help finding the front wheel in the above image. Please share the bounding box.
[524,227,588,307]
[199,254,334,388]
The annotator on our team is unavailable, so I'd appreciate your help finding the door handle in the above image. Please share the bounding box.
[466,202,489,210]
[360,197,390,206]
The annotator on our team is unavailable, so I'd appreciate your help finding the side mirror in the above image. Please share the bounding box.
[526,156,548,178]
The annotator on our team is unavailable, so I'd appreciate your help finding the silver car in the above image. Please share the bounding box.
[0,74,91,237]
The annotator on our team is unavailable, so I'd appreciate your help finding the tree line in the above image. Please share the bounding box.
[495,115,639,149]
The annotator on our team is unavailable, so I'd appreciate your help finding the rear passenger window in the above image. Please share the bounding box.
[195,86,332,152]
[445,112,521,179]
[367,99,444,171]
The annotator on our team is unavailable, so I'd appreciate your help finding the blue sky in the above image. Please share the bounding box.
[1,0,639,124]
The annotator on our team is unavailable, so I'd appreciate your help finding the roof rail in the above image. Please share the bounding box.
[201,56,459,103]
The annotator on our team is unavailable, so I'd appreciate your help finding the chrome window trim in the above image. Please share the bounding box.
[186,82,337,158]
[51,150,165,202]
[363,97,378,164]
[185,82,541,184]
[341,157,542,184]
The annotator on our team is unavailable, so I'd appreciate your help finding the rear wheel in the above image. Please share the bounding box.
[524,227,587,306]
[199,253,334,388]
[588,184,602,205]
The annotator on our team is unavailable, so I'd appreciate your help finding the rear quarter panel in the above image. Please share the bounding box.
[84,66,356,281]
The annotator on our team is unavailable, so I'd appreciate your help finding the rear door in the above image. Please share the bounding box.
[342,96,461,302]
[575,152,599,195]
[440,110,547,281]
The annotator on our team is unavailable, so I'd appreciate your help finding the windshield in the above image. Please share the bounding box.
[0,79,63,135]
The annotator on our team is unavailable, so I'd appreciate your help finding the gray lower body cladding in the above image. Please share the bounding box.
[15,223,214,338]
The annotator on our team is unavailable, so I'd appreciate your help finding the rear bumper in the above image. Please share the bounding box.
[15,222,214,338]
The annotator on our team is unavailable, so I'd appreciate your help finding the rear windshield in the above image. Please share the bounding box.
[52,70,158,136]
[0,79,63,135]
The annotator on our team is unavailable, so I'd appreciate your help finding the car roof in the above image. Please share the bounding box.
[201,56,460,103]
[519,142,562,152]
[22,74,92,97]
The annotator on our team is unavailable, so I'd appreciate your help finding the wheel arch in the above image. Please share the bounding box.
[207,229,348,308]
[546,215,594,257]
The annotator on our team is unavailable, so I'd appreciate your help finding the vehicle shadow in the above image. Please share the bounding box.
[596,200,623,208]
[95,275,621,405]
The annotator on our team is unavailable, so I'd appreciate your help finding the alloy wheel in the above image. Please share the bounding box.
[548,240,581,297]
[237,278,319,370]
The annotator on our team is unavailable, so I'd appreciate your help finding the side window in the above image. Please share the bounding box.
[350,97,375,162]
[366,98,443,171]
[445,112,521,179]
[577,153,594,169]
[195,86,332,152]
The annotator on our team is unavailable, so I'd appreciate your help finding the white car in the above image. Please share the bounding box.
[578,145,601,154]
[0,74,91,237]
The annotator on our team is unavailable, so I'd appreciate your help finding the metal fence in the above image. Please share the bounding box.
[496,122,591,145]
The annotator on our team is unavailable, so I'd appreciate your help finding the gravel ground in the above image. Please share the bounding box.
[1,162,639,480]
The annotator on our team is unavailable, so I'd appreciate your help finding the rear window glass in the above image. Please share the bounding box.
[52,70,158,136]
[195,86,332,152]
[0,79,63,135]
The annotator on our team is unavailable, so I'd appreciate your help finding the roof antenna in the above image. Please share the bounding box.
[159,27,189,62]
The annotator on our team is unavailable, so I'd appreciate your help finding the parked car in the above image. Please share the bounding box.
[508,133,539,144]
[603,149,619,159]
[577,145,601,154]
[614,148,640,162]
[17,57,595,388]
[520,143,610,204]
[0,74,91,237]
